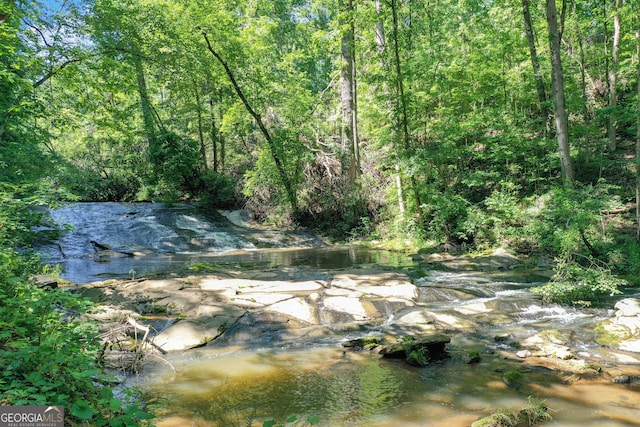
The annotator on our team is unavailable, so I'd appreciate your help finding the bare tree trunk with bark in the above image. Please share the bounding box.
[608,0,621,152]
[546,0,574,186]
[374,0,405,214]
[340,0,359,185]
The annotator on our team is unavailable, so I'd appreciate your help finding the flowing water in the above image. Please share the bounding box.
[39,203,640,426]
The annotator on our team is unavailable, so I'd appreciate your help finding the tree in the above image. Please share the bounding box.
[389,0,422,216]
[546,0,575,185]
[607,0,621,152]
[636,28,640,240]
[339,0,359,185]
[202,30,299,214]
[522,0,548,116]
[373,0,404,215]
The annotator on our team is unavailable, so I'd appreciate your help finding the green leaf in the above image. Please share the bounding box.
[286,415,298,423]
[308,415,320,425]
[263,420,277,427]
[71,400,94,420]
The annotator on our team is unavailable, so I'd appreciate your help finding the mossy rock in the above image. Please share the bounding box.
[463,350,482,364]
[594,320,627,347]
[502,370,524,388]
[380,333,451,366]
[471,399,552,427]
[342,336,381,350]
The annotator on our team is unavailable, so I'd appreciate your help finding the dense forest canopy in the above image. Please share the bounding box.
[2,0,640,272]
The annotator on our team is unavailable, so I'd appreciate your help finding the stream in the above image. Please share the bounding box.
[39,203,640,426]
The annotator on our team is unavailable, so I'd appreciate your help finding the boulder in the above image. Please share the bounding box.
[342,336,381,350]
[519,330,575,360]
[380,333,451,367]
[596,298,640,353]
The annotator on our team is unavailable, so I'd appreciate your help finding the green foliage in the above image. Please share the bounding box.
[532,256,625,306]
[471,398,552,427]
[198,171,237,208]
[400,336,430,367]
[406,347,430,367]
[149,132,202,195]
[0,269,154,426]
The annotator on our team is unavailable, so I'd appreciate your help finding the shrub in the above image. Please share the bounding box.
[532,256,625,306]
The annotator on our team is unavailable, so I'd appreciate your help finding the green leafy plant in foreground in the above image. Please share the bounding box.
[0,276,154,425]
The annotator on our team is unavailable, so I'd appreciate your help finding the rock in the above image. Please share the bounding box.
[494,333,512,343]
[380,333,451,367]
[30,275,59,289]
[462,350,482,364]
[611,374,631,384]
[516,350,532,358]
[596,298,640,353]
[519,330,575,359]
[342,336,381,350]
[501,370,524,388]
[154,314,243,351]
[393,310,475,331]
[615,298,640,317]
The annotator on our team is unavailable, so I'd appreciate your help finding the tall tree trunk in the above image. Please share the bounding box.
[390,0,422,212]
[340,0,359,185]
[194,82,208,172]
[522,0,548,113]
[202,31,298,214]
[636,30,640,240]
[375,0,404,214]
[546,0,574,186]
[571,0,590,120]
[607,0,621,152]
[132,49,156,147]
[209,93,219,173]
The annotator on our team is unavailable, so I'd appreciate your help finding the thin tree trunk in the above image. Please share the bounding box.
[608,0,621,152]
[546,0,574,186]
[202,31,298,213]
[209,93,219,173]
[132,50,156,147]
[375,0,404,214]
[194,82,208,172]
[571,0,590,120]
[636,30,640,240]
[390,0,422,211]
[340,0,359,185]
[522,0,548,112]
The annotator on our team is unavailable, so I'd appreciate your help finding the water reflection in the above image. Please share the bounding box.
[143,349,418,426]
[143,345,640,427]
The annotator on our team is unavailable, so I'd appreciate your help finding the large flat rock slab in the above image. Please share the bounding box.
[82,267,421,352]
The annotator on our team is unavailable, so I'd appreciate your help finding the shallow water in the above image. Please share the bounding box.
[141,346,640,427]
[39,203,640,426]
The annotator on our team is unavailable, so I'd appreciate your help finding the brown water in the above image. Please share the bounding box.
[141,345,640,427]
